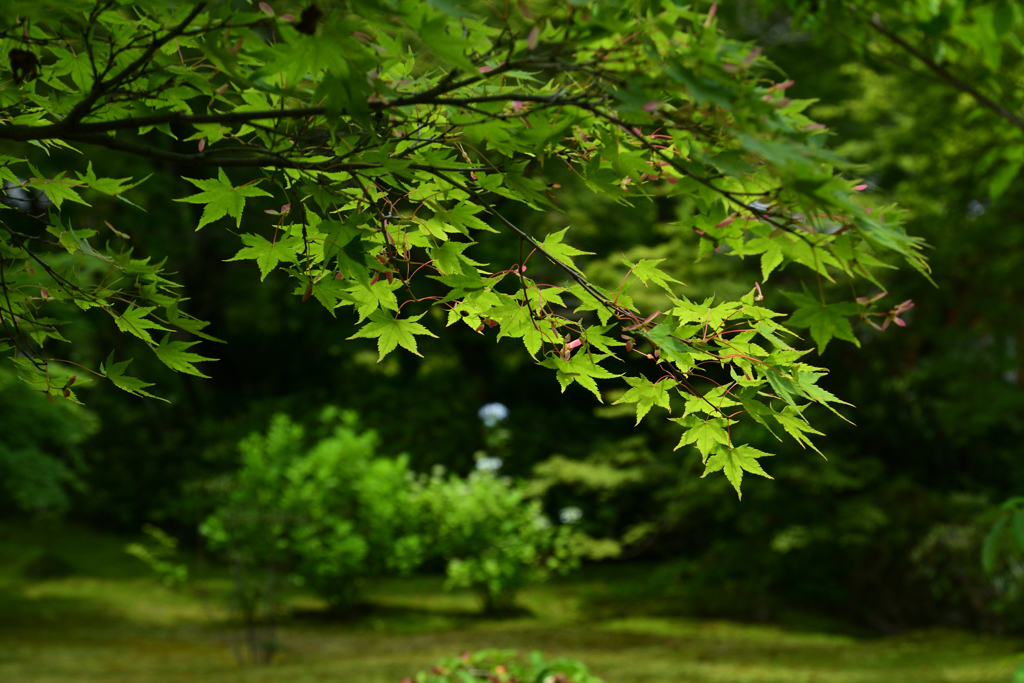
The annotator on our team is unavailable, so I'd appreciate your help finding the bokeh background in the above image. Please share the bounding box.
[2,2,1022,681]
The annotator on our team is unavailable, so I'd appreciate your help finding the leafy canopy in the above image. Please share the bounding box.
[0,0,927,496]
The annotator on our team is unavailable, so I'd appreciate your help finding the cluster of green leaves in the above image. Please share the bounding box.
[0,364,97,513]
[125,523,189,589]
[201,408,422,608]
[406,650,605,683]
[412,467,593,613]
[0,0,927,495]
[783,0,1024,203]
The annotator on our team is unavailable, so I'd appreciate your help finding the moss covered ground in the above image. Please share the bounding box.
[0,521,1019,683]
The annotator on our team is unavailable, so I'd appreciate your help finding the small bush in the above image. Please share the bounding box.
[413,470,585,613]
[405,650,605,683]
[201,408,422,610]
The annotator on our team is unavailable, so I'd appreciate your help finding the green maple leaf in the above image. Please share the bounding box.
[541,352,620,401]
[345,279,402,322]
[429,241,479,276]
[155,334,214,378]
[785,290,860,353]
[623,258,684,293]
[101,353,165,401]
[614,375,672,425]
[114,305,170,346]
[176,168,272,230]
[673,414,731,460]
[348,311,437,361]
[27,172,89,211]
[226,233,302,281]
[772,405,824,454]
[701,444,774,499]
[758,240,784,281]
[571,283,613,325]
[76,161,144,196]
[540,228,593,271]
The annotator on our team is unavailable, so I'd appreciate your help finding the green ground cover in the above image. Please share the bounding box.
[0,522,1019,683]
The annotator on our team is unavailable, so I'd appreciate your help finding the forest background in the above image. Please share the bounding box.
[1,0,1023,679]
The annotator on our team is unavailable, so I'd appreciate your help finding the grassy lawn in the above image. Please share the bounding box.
[0,521,1019,683]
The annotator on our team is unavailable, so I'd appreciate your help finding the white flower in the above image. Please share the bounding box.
[477,402,509,427]
[475,456,503,472]
[559,506,583,524]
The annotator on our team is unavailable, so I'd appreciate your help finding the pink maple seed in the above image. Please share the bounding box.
[198,138,205,152]
[258,2,274,16]
[643,101,660,113]
[703,2,717,27]
[280,14,294,21]
[854,184,868,191]
[716,215,736,228]
[528,25,539,50]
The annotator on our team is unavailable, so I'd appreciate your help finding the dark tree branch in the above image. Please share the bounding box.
[867,13,1024,135]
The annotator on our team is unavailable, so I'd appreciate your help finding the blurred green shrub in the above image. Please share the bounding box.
[412,468,596,613]
[200,408,422,610]
[405,650,604,683]
[125,524,189,589]
[200,408,601,616]
[0,366,97,515]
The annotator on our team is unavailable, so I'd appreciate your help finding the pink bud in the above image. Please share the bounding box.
[511,100,524,112]
[198,138,205,152]
[854,184,868,191]
[258,2,274,16]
